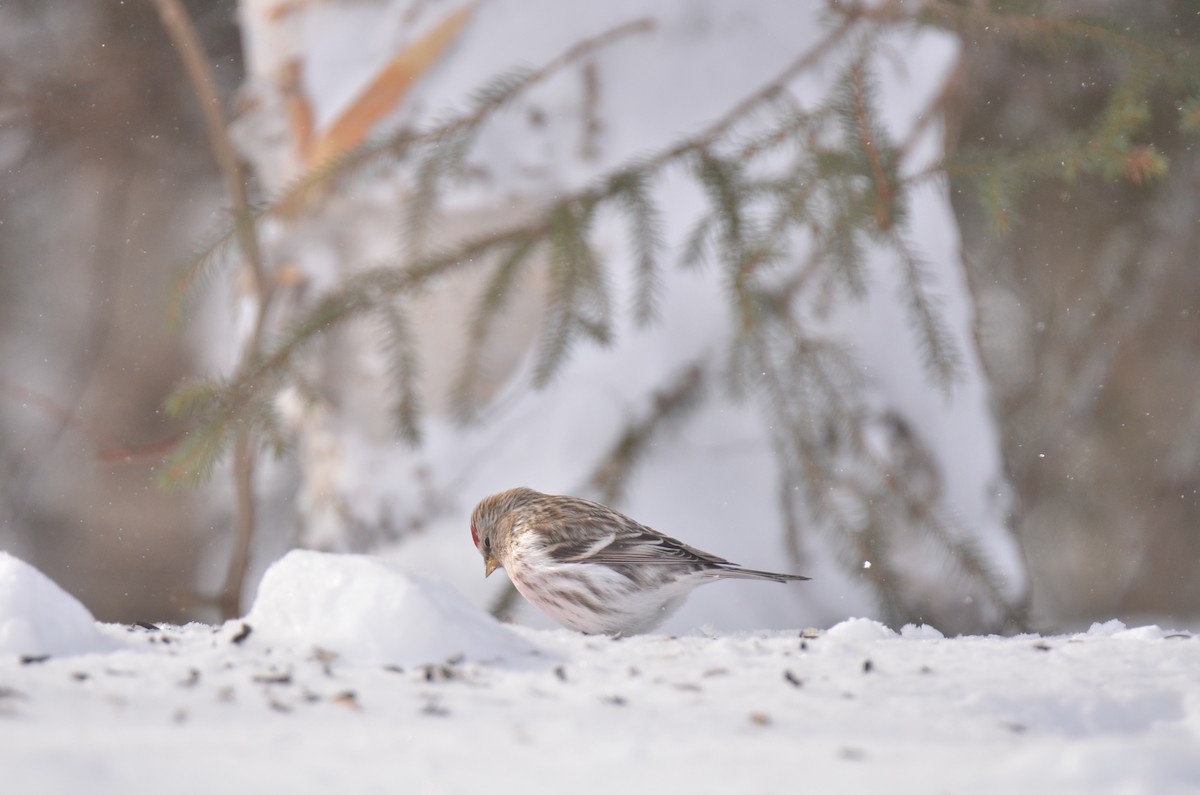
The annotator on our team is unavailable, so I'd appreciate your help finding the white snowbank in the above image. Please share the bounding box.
[0,554,1197,794]
[242,549,537,665]
[824,617,898,642]
[0,550,110,656]
[900,623,947,640]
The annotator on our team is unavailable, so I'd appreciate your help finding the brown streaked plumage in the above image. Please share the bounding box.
[470,487,809,635]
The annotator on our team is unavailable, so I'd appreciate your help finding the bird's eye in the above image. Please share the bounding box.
[483,538,492,552]
[470,523,480,548]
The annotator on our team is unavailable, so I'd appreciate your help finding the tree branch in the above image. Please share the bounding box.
[151,0,270,619]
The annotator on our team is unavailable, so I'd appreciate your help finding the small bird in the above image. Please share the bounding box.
[470,487,809,635]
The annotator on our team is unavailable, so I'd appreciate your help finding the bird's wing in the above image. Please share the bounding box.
[521,494,808,581]
[515,493,732,568]
[550,523,732,568]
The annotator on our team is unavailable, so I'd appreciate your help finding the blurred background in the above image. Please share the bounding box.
[0,0,1197,631]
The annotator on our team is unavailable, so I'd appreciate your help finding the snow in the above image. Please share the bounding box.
[0,551,111,656]
[243,549,535,665]
[3,553,1199,794]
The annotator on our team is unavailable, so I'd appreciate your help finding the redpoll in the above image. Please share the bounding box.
[470,487,809,635]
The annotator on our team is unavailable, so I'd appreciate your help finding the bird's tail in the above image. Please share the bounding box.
[712,566,810,583]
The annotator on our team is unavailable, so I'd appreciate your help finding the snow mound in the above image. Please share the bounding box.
[243,550,538,665]
[900,623,946,640]
[824,617,898,642]
[1087,619,1129,637]
[0,551,109,656]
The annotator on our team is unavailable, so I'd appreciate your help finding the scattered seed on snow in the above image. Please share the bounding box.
[422,664,457,682]
[231,624,253,645]
[330,691,360,710]
[310,647,338,675]
[420,701,450,717]
[252,671,292,685]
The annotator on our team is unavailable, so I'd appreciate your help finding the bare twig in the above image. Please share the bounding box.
[0,381,117,455]
[149,0,267,300]
[0,379,186,465]
[219,430,259,619]
[151,0,270,619]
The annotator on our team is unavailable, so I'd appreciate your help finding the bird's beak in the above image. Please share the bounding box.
[484,556,498,578]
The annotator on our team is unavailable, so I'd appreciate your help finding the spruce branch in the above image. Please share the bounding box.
[170,18,655,323]
[451,235,542,420]
[821,190,869,301]
[162,377,225,420]
[921,0,1175,63]
[846,58,897,232]
[679,215,715,269]
[376,301,423,444]
[535,199,606,386]
[695,153,747,263]
[235,12,877,414]
[586,363,706,505]
[171,7,937,495]
[747,298,1024,625]
[916,511,1027,629]
[607,169,665,325]
[159,416,235,490]
[904,4,1198,208]
[890,234,963,394]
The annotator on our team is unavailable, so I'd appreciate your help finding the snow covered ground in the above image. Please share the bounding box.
[3,550,1198,794]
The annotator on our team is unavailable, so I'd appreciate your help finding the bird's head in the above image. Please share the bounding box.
[470,487,542,577]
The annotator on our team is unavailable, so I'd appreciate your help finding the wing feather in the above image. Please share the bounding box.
[518,492,806,580]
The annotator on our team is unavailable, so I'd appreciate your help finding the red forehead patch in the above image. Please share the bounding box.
[471,523,480,548]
